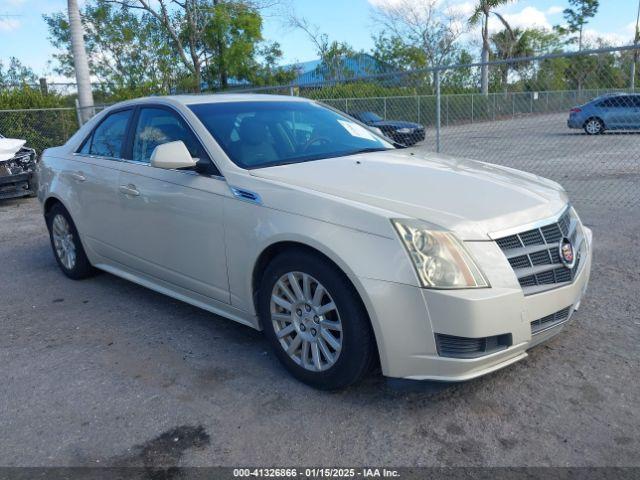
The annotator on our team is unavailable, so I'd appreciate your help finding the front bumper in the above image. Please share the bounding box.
[389,129,426,145]
[0,171,33,199]
[362,227,592,381]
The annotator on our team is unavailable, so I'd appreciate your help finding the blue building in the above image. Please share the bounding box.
[287,53,394,86]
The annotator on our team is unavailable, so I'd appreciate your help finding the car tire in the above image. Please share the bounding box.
[46,203,97,280]
[258,250,376,390]
[584,118,604,135]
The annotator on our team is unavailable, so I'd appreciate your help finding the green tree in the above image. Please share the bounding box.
[44,0,183,93]
[556,0,599,51]
[247,42,297,87]
[102,0,278,92]
[203,1,263,88]
[441,50,475,93]
[46,0,280,93]
[469,0,513,95]
[0,57,38,87]
[371,33,427,71]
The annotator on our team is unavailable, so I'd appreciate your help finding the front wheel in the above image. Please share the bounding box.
[584,118,604,135]
[258,250,376,390]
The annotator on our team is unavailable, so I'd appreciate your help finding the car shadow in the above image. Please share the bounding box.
[12,232,509,405]
[555,130,640,136]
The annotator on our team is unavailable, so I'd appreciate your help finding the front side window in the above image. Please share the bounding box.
[81,109,132,158]
[189,101,393,169]
[132,108,208,164]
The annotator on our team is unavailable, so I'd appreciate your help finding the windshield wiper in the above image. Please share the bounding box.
[334,147,392,158]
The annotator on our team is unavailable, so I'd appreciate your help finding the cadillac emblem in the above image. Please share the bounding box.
[559,237,576,268]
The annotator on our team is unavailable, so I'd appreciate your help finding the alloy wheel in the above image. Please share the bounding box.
[270,272,343,371]
[52,214,76,270]
[585,119,602,134]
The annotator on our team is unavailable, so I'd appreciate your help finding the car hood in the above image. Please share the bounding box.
[0,137,27,161]
[372,120,422,129]
[249,149,568,240]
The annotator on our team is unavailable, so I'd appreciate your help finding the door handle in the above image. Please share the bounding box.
[70,172,86,182]
[119,184,140,197]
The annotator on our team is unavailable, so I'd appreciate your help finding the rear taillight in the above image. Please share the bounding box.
[570,108,582,113]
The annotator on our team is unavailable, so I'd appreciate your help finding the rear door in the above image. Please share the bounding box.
[72,108,133,259]
[115,105,231,303]
[627,96,640,128]
[599,96,626,128]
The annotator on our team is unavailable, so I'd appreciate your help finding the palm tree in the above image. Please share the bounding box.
[469,0,513,95]
[491,28,534,91]
[68,0,94,124]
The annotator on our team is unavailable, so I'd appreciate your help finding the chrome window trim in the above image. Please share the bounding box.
[72,152,226,181]
[120,158,226,181]
[72,152,123,162]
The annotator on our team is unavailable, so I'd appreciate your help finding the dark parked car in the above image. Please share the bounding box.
[567,93,640,134]
[350,111,425,146]
[0,134,38,200]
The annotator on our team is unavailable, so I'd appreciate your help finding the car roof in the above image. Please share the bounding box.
[116,93,313,108]
[593,92,638,100]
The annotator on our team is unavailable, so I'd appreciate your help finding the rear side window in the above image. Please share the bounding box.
[80,110,132,158]
[599,97,626,108]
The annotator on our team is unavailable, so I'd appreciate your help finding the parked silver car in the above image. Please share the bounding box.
[38,94,592,389]
[567,93,640,134]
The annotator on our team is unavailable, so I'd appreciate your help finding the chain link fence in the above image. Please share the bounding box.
[1,45,638,207]
[0,105,109,153]
[240,45,640,207]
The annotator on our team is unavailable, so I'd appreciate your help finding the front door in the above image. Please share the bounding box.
[115,106,231,304]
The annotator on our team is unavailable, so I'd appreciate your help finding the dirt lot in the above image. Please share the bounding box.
[2,113,640,468]
[1,187,638,468]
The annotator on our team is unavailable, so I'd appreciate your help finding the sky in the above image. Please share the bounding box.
[0,0,637,82]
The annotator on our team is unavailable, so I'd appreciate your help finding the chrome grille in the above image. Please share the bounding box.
[530,306,572,335]
[494,208,586,295]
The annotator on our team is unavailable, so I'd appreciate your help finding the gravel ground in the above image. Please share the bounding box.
[1,122,639,468]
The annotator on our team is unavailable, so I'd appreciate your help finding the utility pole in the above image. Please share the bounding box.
[632,0,640,91]
[68,0,94,124]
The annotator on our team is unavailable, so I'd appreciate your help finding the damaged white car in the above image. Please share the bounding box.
[0,134,38,200]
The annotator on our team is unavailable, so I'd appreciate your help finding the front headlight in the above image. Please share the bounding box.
[568,206,587,252]
[392,219,490,289]
[396,127,414,134]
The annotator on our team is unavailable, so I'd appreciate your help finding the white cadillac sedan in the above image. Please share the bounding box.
[38,94,592,389]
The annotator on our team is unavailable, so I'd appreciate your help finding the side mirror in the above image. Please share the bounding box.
[150,141,197,170]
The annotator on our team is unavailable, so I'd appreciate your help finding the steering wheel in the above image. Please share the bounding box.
[302,136,331,152]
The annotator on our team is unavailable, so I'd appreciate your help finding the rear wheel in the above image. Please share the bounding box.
[258,250,376,390]
[46,203,97,279]
[584,118,604,135]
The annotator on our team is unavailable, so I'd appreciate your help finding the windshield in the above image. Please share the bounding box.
[357,112,383,123]
[188,101,393,169]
